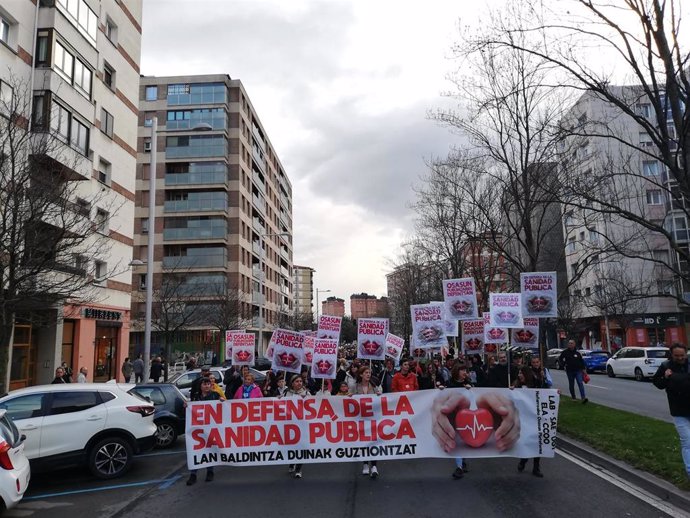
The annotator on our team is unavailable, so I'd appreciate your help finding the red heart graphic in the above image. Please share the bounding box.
[278,352,298,367]
[234,350,251,362]
[515,330,535,343]
[488,328,505,340]
[316,359,332,374]
[387,346,397,356]
[362,340,380,355]
[455,408,494,448]
[465,338,482,350]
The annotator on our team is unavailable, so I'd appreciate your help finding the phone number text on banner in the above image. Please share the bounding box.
[186,388,559,468]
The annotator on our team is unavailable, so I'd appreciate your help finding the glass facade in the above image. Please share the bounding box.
[166,108,226,130]
[176,274,226,296]
[163,216,227,240]
[164,191,227,212]
[166,135,225,158]
[165,162,227,185]
[163,247,227,268]
[167,83,225,106]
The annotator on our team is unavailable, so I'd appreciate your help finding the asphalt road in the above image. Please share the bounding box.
[8,439,683,518]
[549,369,671,422]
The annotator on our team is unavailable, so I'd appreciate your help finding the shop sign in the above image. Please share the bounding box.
[83,308,122,321]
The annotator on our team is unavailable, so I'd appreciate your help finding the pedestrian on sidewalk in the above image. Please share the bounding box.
[653,343,690,478]
[133,354,144,383]
[121,357,133,383]
[559,340,588,403]
[185,377,220,485]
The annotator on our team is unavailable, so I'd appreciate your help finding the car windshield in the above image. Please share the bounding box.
[647,350,669,358]
[590,352,609,357]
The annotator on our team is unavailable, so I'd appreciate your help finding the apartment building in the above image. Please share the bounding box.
[293,265,314,318]
[133,75,293,357]
[562,89,687,348]
[321,297,345,318]
[0,0,142,387]
[350,293,389,320]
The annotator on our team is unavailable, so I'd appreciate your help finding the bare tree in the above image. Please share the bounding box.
[0,75,115,392]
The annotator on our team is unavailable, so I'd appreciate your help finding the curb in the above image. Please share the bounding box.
[558,434,690,512]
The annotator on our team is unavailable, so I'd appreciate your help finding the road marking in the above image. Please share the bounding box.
[586,384,610,390]
[557,448,689,518]
[22,476,182,501]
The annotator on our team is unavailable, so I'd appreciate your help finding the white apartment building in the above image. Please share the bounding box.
[0,0,142,387]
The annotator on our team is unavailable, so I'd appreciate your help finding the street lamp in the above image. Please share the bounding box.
[258,232,291,354]
[315,289,331,324]
[140,118,213,382]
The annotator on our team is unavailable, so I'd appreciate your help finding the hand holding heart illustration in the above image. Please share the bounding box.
[430,390,520,453]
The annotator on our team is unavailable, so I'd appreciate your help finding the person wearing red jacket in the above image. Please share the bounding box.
[392,360,419,392]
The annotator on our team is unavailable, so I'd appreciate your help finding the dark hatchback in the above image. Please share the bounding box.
[129,384,186,449]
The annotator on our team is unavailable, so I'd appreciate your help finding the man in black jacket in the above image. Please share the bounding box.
[653,343,690,477]
[559,340,588,403]
[189,365,211,401]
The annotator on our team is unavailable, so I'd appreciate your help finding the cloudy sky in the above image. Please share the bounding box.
[141,0,486,313]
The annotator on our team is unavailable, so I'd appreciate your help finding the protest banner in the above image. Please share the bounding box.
[433,300,459,338]
[302,335,316,366]
[317,315,342,341]
[269,329,304,374]
[384,333,404,364]
[186,387,560,468]
[225,330,244,361]
[483,313,507,345]
[264,331,276,361]
[443,278,479,320]
[310,338,339,379]
[231,333,256,366]
[357,318,388,360]
[411,303,446,349]
[521,272,557,318]
[511,318,540,350]
[461,319,485,355]
[489,293,524,328]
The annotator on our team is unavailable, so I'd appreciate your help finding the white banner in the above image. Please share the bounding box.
[357,318,388,360]
[310,338,338,379]
[411,303,446,349]
[443,278,479,320]
[511,318,540,350]
[317,315,342,341]
[521,272,557,318]
[489,293,524,328]
[186,388,560,468]
[225,330,244,362]
[461,319,485,355]
[231,333,256,366]
[301,335,316,366]
[433,300,459,338]
[384,333,404,364]
[269,329,304,374]
[483,312,507,345]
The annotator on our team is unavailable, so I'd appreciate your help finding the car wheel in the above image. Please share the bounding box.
[634,367,644,382]
[89,437,133,479]
[607,365,615,378]
[155,420,178,449]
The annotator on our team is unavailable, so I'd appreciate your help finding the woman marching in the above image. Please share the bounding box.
[513,367,544,478]
[354,365,383,479]
[282,374,309,478]
[233,371,263,399]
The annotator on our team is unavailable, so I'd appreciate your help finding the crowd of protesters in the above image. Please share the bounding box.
[184,347,554,485]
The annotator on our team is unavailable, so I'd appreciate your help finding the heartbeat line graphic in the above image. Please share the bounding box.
[456,416,494,439]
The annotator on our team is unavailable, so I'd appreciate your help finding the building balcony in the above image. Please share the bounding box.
[279,210,288,226]
[252,267,265,282]
[252,291,265,305]
[253,194,266,214]
[165,171,226,186]
[253,171,266,193]
[163,227,227,241]
[164,199,227,212]
[252,146,266,173]
[252,241,264,257]
[252,217,265,234]
[280,266,290,278]
[252,316,264,328]
[162,253,226,268]
[280,284,290,296]
[280,192,289,210]
[280,247,289,261]
[252,124,266,151]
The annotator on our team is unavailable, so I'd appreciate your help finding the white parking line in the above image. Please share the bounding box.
[586,384,610,390]
[557,448,689,518]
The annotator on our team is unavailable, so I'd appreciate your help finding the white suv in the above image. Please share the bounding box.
[0,383,156,479]
[606,346,669,381]
[0,410,30,513]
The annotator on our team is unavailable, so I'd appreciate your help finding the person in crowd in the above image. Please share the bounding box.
[273,375,288,398]
[283,375,309,478]
[225,365,249,400]
[51,367,68,384]
[133,354,145,383]
[653,343,690,478]
[468,355,487,387]
[529,356,552,389]
[121,357,133,383]
[234,372,262,399]
[420,362,444,390]
[77,367,88,383]
[487,352,510,388]
[335,380,351,396]
[344,362,360,394]
[60,362,73,383]
[354,366,382,478]
[392,360,419,392]
[190,365,212,401]
[514,367,544,477]
[448,362,473,388]
[381,358,396,393]
[445,356,456,372]
[559,339,588,403]
[186,377,220,485]
[433,356,451,385]
[208,374,226,400]
[409,359,423,377]
[186,357,198,371]
[484,355,496,376]
[261,370,277,397]
[150,356,163,383]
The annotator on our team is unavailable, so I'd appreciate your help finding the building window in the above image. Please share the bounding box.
[100,108,113,138]
[139,274,147,290]
[103,62,115,89]
[56,0,97,41]
[104,18,117,44]
[98,158,111,185]
[643,160,661,176]
[652,249,670,264]
[94,261,107,285]
[0,16,9,44]
[95,209,109,234]
[639,132,654,148]
[0,79,12,111]
[73,59,92,97]
[36,30,50,66]
[646,189,662,205]
[657,280,674,295]
[144,138,151,152]
[579,231,585,241]
[571,263,578,277]
[636,103,652,118]
[70,117,89,155]
[32,93,48,129]
[145,86,158,101]
[141,218,149,234]
[76,197,91,217]
[584,287,591,297]
[51,101,71,141]
[54,41,74,82]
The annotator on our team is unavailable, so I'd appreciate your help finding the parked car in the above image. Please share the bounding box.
[0,410,30,514]
[129,384,186,449]
[0,384,156,479]
[169,367,266,398]
[606,346,669,381]
[545,348,565,369]
[581,350,611,373]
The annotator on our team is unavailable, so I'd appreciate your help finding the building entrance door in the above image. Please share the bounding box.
[94,326,118,382]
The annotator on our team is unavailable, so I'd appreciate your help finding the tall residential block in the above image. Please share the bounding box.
[293,265,314,319]
[0,0,142,386]
[322,297,345,318]
[133,74,293,356]
[350,293,389,320]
